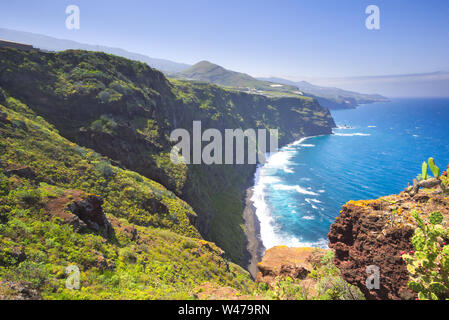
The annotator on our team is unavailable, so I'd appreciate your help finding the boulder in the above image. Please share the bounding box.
[0,280,41,300]
[68,195,114,238]
[5,166,36,180]
[46,191,114,238]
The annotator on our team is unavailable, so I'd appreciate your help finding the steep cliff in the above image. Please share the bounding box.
[0,47,335,265]
[0,46,336,299]
[0,89,254,299]
[328,176,449,300]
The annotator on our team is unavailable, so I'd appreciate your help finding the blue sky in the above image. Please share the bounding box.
[1,0,449,78]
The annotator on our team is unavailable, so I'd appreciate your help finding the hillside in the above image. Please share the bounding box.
[0,84,253,299]
[0,28,190,73]
[175,61,300,96]
[175,61,388,109]
[0,47,335,298]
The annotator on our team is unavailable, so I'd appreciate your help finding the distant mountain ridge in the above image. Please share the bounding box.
[175,60,296,90]
[297,72,449,98]
[176,61,388,109]
[0,28,190,73]
[0,28,388,109]
[259,77,389,109]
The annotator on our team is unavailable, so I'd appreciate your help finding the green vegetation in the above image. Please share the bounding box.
[0,90,252,299]
[0,47,336,299]
[174,61,388,108]
[0,48,334,265]
[421,162,428,181]
[418,158,441,181]
[173,61,304,98]
[428,158,440,179]
[402,211,449,300]
[441,165,449,192]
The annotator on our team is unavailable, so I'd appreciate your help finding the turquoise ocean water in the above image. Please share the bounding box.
[252,98,449,249]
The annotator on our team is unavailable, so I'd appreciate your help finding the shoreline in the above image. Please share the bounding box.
[243,134,330,277]
[243,186,265,278]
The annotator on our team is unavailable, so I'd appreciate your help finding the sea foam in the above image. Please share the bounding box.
[251,137,326,250]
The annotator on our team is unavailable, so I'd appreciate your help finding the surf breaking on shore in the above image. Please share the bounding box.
[249,137,328,252]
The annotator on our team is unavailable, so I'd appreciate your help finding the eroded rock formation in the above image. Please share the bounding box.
[46,190,114,238]
[256,246,326,288]
[328,183,448,300]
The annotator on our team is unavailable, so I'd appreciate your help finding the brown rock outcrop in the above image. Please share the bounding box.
[46,190,113,238]
[256,246,327,288]
[328,185,449,300]
[5,166,36,180]
[0,280,41,300]
[68,195,113,237]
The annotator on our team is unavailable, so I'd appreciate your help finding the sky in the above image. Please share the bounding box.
[1,0,449,79]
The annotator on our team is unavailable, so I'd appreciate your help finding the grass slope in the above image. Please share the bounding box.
[0,48,334,266]
[0,91,253,299]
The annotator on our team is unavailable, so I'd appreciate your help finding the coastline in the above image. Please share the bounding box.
[243,134,332,277]
[243,186,265,278]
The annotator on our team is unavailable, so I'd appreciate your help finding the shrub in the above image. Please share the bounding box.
[4,260,49,289]
[13,188,41,206]
[0,173,9,196]
[402,211,449,300]
[95,160,114,178]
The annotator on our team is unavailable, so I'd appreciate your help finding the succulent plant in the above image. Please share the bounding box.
[428,158,440,179]
[402,210,449,300]
[421,162,428,181]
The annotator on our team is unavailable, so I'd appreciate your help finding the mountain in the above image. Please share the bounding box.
[0,47,335,299]
[0,28,190,73]
[259,77,389,109]
[176,61,388,109]
[1,46,447,300]
[175,61,300,94]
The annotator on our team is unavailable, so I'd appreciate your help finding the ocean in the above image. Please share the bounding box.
[252,98,449,250]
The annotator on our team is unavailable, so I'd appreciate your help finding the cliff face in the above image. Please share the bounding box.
[0,49,335,265]
[0,48,335,265]
[328,183,449,300]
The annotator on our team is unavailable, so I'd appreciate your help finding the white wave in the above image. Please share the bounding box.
[265,150,295,169]
[318,189,325,193]
[300,144,315,147]
[305,198,322,204]
[368,125,377,128]
[251,167,281,250]
[336,125,354,130]
[334,132,371,137]
[251,135,328,250]
[289,137,308,146]
[302,215,315,220]
[269,236,328,249]
[283,168,294,174]
[273,184,318,195]
[259,175,281,184]
[413,134,419,138]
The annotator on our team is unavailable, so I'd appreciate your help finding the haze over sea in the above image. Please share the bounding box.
[252,98,449,250]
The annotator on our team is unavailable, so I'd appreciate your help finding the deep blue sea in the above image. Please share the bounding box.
[252,98,449,249]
